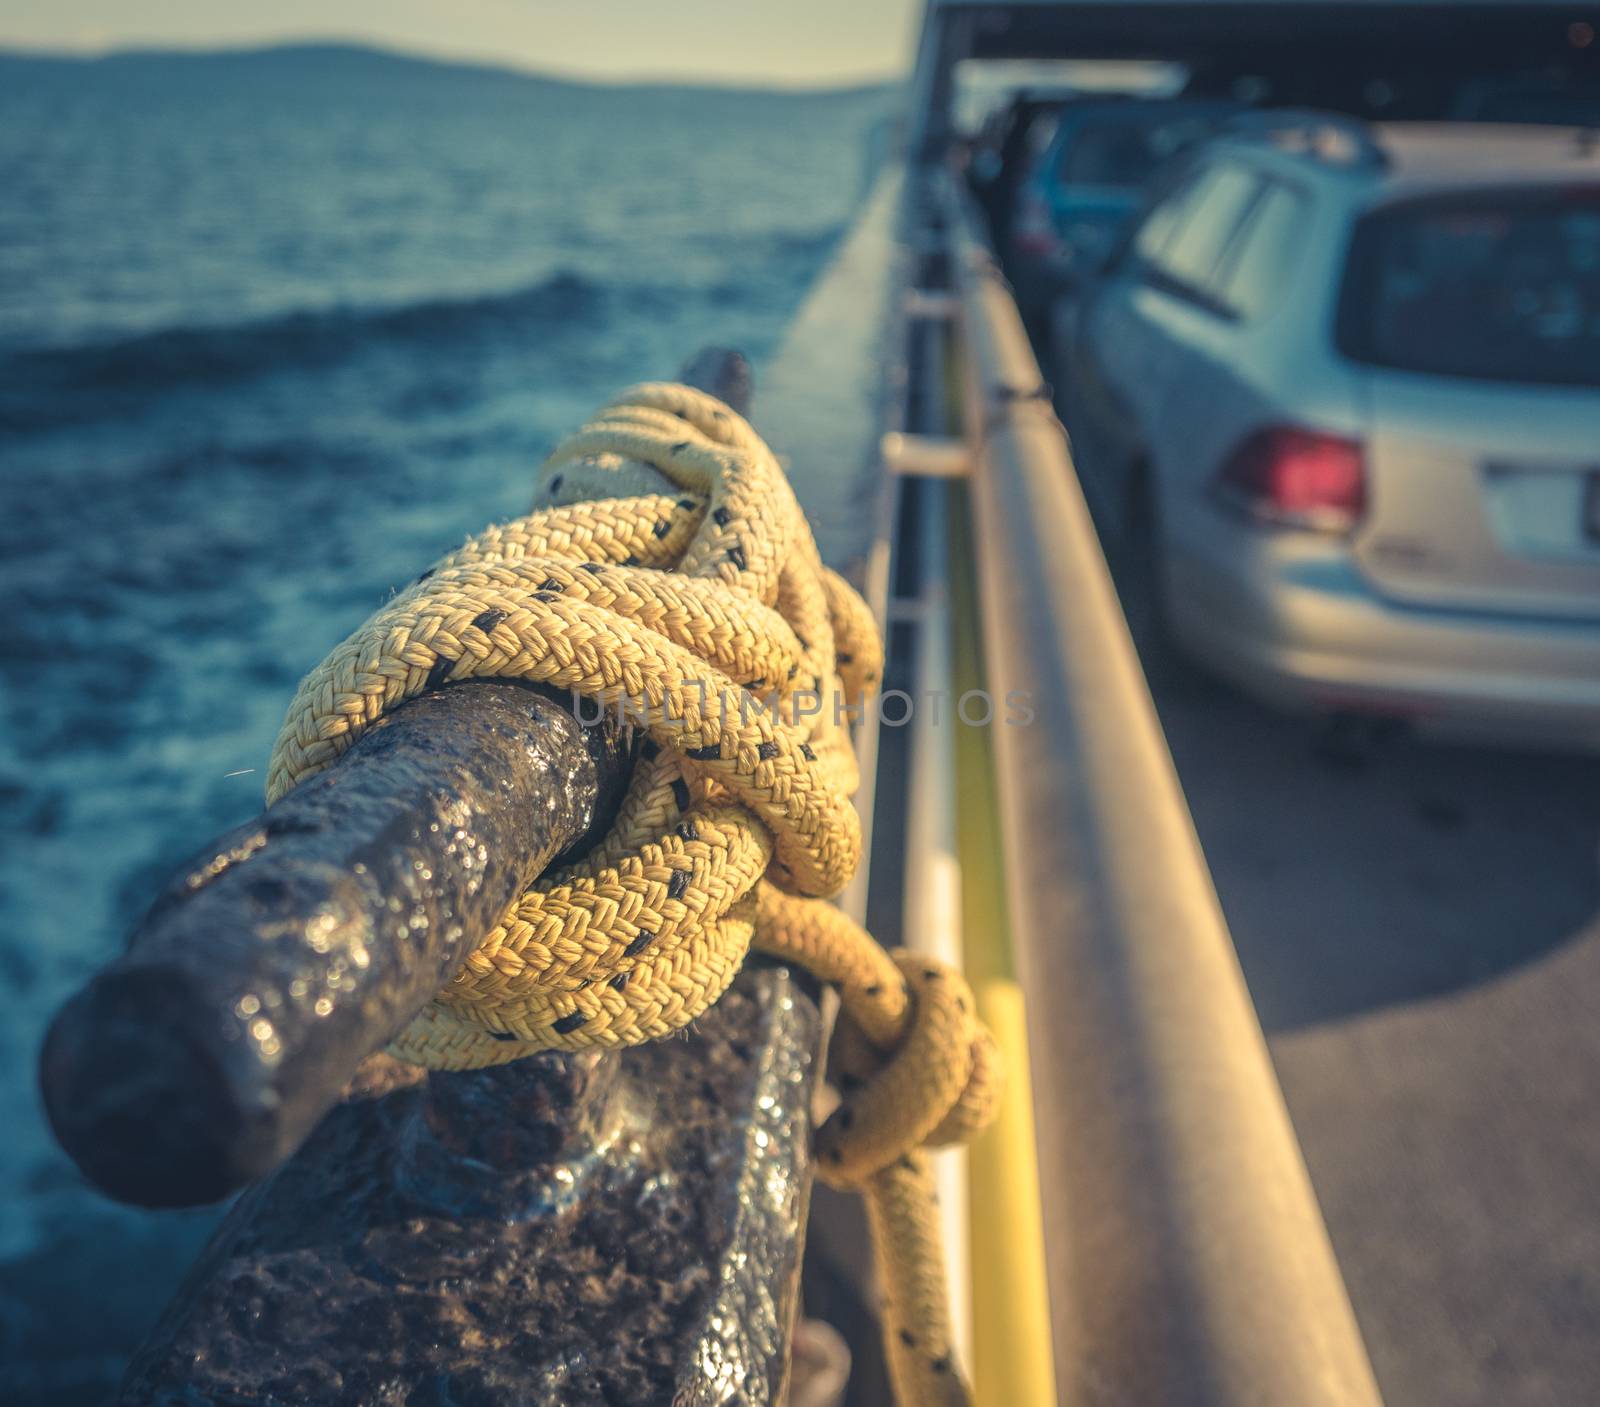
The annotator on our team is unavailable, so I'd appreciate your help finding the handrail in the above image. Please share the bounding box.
[942,174,1386,1407]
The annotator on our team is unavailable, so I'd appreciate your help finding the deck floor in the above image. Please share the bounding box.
[1157,667,1600,1407]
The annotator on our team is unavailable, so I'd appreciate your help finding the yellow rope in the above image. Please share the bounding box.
[267,381,1000,1404]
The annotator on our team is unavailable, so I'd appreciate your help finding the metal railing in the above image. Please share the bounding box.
[942,173,1387,1407]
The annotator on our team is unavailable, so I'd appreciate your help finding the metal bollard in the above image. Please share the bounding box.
[39,349,750,1208]
[119,963,822,1407]
[43,348,831,1404]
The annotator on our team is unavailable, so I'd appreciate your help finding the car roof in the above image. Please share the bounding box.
[1203,119,1600,198]
[1036,96,1238,155]
[995,88,1077,114]
[1052,94,1231,123]
[1374,123,1600,191]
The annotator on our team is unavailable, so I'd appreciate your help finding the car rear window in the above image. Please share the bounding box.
[1058,119,1168,188]
[1056,110,1216,189]
[1339,191,1600,387]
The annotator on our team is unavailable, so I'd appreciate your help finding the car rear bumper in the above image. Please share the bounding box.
[1165,514,1600,746]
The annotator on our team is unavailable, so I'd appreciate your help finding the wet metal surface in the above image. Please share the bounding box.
[41,682,632,1207]
[120,963,822,1407]
[675,977,818,1407]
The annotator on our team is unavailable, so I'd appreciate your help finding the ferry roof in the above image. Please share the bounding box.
[924,1,1593,64]
[910,2,1596,154]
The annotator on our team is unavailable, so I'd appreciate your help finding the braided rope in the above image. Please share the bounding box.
[268,382,1000,1404]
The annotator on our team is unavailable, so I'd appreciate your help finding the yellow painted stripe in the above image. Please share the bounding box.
[970,983,1056,1407]
[949,488,1057,1407]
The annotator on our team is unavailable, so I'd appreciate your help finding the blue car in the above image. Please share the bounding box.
[1006,97,1239,327]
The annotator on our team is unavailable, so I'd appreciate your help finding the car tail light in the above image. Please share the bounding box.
[1013,191,1060,256]
[1214,426,1367,532]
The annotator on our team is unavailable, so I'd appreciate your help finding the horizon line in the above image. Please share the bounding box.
[0,34,910,96]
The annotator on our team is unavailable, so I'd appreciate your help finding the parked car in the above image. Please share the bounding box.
[970,87,1077,256]
[1006,97,1238,329]
[1059,115,1600,745]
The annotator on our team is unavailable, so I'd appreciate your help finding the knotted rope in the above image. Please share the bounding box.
[268,382,1000,1405]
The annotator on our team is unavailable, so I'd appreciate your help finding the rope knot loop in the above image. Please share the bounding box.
[268,382,882,1066]
[266,381,1000,1406]
[816,951,1003,1190]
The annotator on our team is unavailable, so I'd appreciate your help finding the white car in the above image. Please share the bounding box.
[1060,116,1600,745]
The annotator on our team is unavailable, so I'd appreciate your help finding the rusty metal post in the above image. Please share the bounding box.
[118,963,823,1407]
[41,681,634,1207]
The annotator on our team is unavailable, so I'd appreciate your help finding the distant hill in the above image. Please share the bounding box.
[0,40,897,103]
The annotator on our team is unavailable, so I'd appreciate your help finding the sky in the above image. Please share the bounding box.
[0,0,922,87]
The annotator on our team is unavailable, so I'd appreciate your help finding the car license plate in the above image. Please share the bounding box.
[1586,472,1600,544]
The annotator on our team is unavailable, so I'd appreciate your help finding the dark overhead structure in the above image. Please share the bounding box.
[910,0,1600,153]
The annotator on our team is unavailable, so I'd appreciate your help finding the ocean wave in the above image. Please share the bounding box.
[0,271,628,410]
[0,226,845,436]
